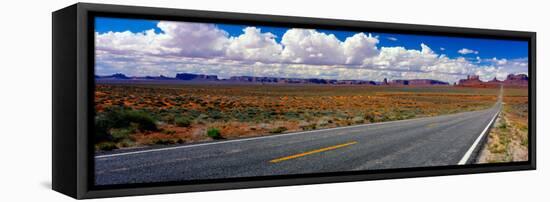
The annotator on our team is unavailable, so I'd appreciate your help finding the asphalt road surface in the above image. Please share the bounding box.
[95,91,502,185]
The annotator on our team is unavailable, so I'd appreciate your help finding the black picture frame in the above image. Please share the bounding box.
[52,2,536,199]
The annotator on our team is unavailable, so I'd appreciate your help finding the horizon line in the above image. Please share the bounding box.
[94,72,458,84]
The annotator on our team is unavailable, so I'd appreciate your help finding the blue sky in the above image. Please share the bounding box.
[94,17,529,82]
[95,17,528,61]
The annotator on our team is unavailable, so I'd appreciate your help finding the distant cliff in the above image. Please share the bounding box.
[457,74,528,88]
[96,73,449,86]
[175,73,218,81]
[95,73,129,80]
[504,74,529,87]
[388,79,448,86]
[227,76,380,85]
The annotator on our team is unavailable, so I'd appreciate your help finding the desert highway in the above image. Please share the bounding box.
[95,91,502,185]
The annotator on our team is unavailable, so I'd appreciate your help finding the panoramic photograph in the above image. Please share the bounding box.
[93,17,529,185]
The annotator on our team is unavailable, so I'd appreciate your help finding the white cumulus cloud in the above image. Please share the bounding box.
[342,33,380,65]
[280,29,345,65]
[95,20,527,83]
[458,48,479,55]
[225,27,283,63]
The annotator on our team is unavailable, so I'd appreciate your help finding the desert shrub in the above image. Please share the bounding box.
[498,122,507,130]
[96,142,118,151]
[399,111,416,120]
[110,127,135,142]
[364,113,375,123]
[98,107,158,132]
[197,114,209,121]
[94,107,159,150]
[284,111,300,120]
[375,115,390,122]
[95,117,113,143]
[117,139,135,148]
[153,139,176,145]
[175,117,192,127]
[187,110,202,119]
[300,123,317,131]
[207,109,223,120]
[162,129,176,135]
[352,116,365,124]
[270,126,288,134]
[269,110,278,116]
[234,110,250,122]
[246,108,260,117]
[162,113,176,123]
[207,128,223,139]
[317,117,331,127]
[154,101,166,107]
[122,110,158,131]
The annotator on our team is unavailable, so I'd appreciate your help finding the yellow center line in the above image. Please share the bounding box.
[269,141,358,163]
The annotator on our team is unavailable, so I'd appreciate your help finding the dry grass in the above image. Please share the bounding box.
[95,84,499,150]
[478,88,528,163]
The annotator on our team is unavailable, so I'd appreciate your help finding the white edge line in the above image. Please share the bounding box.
[95,113,454,159]
[457,108,500,165]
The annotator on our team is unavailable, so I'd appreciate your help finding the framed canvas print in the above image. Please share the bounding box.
[52,3,536,199]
